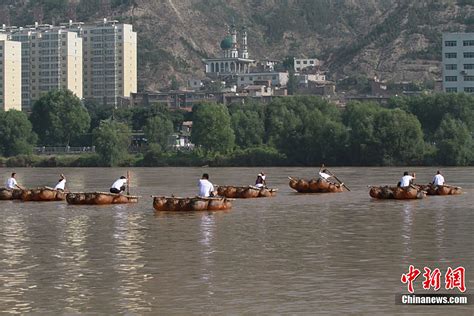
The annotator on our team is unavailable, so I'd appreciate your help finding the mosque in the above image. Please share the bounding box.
[203,24,254,75]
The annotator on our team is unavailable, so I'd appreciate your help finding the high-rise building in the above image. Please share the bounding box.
[442,32,474,93]
[77,19,137,106]
[9,25,82,111]
[0,33,21,111]
[2,19,137,109]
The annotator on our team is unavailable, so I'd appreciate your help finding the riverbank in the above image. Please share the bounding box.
[0,147,288,168]
[2,149,473,168]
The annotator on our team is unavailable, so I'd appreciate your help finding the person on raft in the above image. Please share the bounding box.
[318,168,344,187]
[318,168,332,181]
[54,174,66,191]
[255,172,267,188]
[431,170,445,186]
[198,173,216,197]
[110,176,127,194]
[398,171,416,187]
[5,172,23,190]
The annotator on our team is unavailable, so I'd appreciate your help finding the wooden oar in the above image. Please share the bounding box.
[127,170,130,195]
[325,168,351,191]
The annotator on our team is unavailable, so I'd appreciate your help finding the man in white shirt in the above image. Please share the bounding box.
[318,169,332,181]
[255,172,267,188]
[110,176,127,194]
[432,170,445,186]
[198,173,215,197]
[5,172,22,190]
[399,171,415,187]
[54,174,66,191]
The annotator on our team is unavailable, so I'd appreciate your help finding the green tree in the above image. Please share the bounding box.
[191,103,235,154]
[287,70,298,95]
[30,90,91,146]
[0,110,38,157]
[434,117,473,165]
[143,115,174,149]
[129,104,184,130]
[92,120,131,166]
[142,143,165,166]
[84,99,116,130]
[230,104,265,148]
[265,96,341,146]
[343,101,382,165]
[392,94,474,141]
[275,108,348,165]
[372,108,425,165]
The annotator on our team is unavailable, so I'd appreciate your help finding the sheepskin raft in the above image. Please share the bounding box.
[0,188,23,200]
[417,184,462,196]
[288,177,344,193]
[66,192,139,205]
[21,187,66,201]
[369,186,426,200]
[216,185,277,198]
[152,196,233,212]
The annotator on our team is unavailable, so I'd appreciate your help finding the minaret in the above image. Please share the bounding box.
[230,23,239,58]
[241,26,248,59]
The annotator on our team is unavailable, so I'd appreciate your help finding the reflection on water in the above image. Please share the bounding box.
[401,202,415,262]
[0,214,33,314]
[199,214,216,296]
[0,167,472,314]
[55,214,92,312]
[112,208,151,313]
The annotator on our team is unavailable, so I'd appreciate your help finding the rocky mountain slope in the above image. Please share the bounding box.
[2,0,474,90]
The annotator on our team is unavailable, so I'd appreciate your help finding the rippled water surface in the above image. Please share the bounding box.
[0,167,473,314]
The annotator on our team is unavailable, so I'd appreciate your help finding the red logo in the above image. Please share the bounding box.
[401,266,466,293]
[445,267,466,293]
[422,267,441,291]
[401,265,421,293]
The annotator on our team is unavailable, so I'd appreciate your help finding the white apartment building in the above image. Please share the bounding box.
[10,25,82,111]
[236,72,289,87]
[0,33,21,111]
[294,58,320,72]
[78,19,137,106]
[442,32,474,93]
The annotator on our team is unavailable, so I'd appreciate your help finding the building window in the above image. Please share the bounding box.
[445,87,457,93]
[464,52,474,58]
[445,64,457,70]
[444,40,457,46]
[464,64,474,69]
[445,76,457,81]
[463,40,474,46]
[464,87,474,92]
[445,52,457,58]
[296,61,300,64]
[464,76,474,81]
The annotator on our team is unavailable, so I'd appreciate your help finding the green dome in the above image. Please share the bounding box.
[220,36,233,50]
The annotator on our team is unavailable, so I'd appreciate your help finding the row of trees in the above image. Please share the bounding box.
[189,94,474,166]
[0,90,473,166]
[0,90,179,166]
